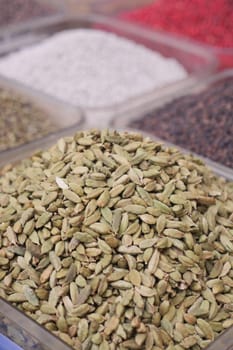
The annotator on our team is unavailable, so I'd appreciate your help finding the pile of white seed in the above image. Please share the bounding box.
[0,29,187,112]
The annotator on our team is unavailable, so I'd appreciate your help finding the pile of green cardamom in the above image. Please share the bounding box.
[0,88,56,152]
[0,129,233,350]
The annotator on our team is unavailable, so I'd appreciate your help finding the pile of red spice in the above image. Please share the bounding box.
[120,0,233,48]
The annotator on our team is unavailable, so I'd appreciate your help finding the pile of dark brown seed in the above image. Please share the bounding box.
[130,78,233,168]
[0,0,55,27]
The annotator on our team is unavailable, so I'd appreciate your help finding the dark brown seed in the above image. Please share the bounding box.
[130,78,233,167]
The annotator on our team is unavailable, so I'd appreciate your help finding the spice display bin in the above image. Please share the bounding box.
[0,75,84,167]
[1,297,233,350]
[0,130,233,350]
[0,125,233,350]
[112,70,233,181]
[0,13,217,127]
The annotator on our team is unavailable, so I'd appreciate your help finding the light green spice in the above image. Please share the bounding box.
[0,129,233,350]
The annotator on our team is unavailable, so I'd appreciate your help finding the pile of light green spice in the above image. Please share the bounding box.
[0,130,233,350]
[0,88,57,152]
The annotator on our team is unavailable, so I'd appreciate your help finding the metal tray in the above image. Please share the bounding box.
[0,13,217,127]
[112,70,233,180]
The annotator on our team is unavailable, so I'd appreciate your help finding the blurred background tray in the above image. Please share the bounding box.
[0,75,84,167]
[0,14,217,127]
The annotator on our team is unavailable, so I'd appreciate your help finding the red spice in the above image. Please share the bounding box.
[120,0,233,48]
